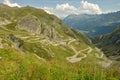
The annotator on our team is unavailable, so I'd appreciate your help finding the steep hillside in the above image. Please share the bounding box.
[91,26,120,60]
[0,3,110,63]
[0,4,118,79]
[63,12,120,36]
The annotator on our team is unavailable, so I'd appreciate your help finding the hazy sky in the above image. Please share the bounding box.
[0,0,120,18]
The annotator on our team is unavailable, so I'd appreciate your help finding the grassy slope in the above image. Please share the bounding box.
[91,26,120,58]
[0,48,120,80]
[0,4,120,79]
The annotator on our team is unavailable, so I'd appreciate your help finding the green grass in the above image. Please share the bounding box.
[0,48,120,80]
[0,5,120,80]
[4,22,17,30]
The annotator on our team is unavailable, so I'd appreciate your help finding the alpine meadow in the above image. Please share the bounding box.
[0,0,120,80]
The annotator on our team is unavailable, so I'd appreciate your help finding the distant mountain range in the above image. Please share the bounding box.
[63,11,120,36]
[91,26,120,61]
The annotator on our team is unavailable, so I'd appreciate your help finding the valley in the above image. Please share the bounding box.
[0,3,120,80]
[63,12,120,36]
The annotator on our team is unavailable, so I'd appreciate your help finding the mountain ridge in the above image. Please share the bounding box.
[63,11,120,36]
[0,3,110,65]
[91,26,120,61]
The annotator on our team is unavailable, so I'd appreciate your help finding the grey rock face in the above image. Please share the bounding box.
[42,26,57,40]
[17,15,57,40]
[17,15,41,35]
[8,34,24,48]
[0,18,11,26]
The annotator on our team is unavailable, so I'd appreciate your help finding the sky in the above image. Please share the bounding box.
[0,0,120,18]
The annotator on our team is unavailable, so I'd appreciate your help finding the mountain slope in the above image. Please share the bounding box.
[91,26,120,60]
[63,12,120,36]
[0,4,109,63]
[0,4,117,79]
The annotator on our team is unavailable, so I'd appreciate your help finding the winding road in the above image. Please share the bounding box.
[98,60,112,68]
[66,45,92,63]
[95,48,104,58]
[95,53,104,58]
[66,39,106,63]
[66,39,92,63]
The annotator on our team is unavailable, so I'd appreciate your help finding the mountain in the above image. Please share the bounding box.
[63,12,120,36]
[91,26,120,61]
[0,4,119,80]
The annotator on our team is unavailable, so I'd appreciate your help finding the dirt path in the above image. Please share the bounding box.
[66,54,86,63]
[66,39,93,63]
[95,53,104,58]
[95,47,104,58]
[68,39,76,45]
[66,46,92,63]
[33,54,46,62]
[95,47,112,68]
[98,60,112,68]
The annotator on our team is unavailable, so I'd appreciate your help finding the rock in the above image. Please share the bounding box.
[17,15,41,35]
[17,15,57,40]
[8,34,24,48]
[0,18,11,26]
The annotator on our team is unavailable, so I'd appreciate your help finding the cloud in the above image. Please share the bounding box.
[43,3,78,18]
[80,1,102,14]
[55,3,78,17]
[3,0,21,8]
[56,3,77,13]
[43,1,102,18]
[43,7,54,14]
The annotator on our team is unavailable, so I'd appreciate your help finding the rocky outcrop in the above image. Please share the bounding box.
[8,34,24,48]
[0,18,11,26]
[17,15,41,35]
[42,26,57,40]
[17,15,57,40]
